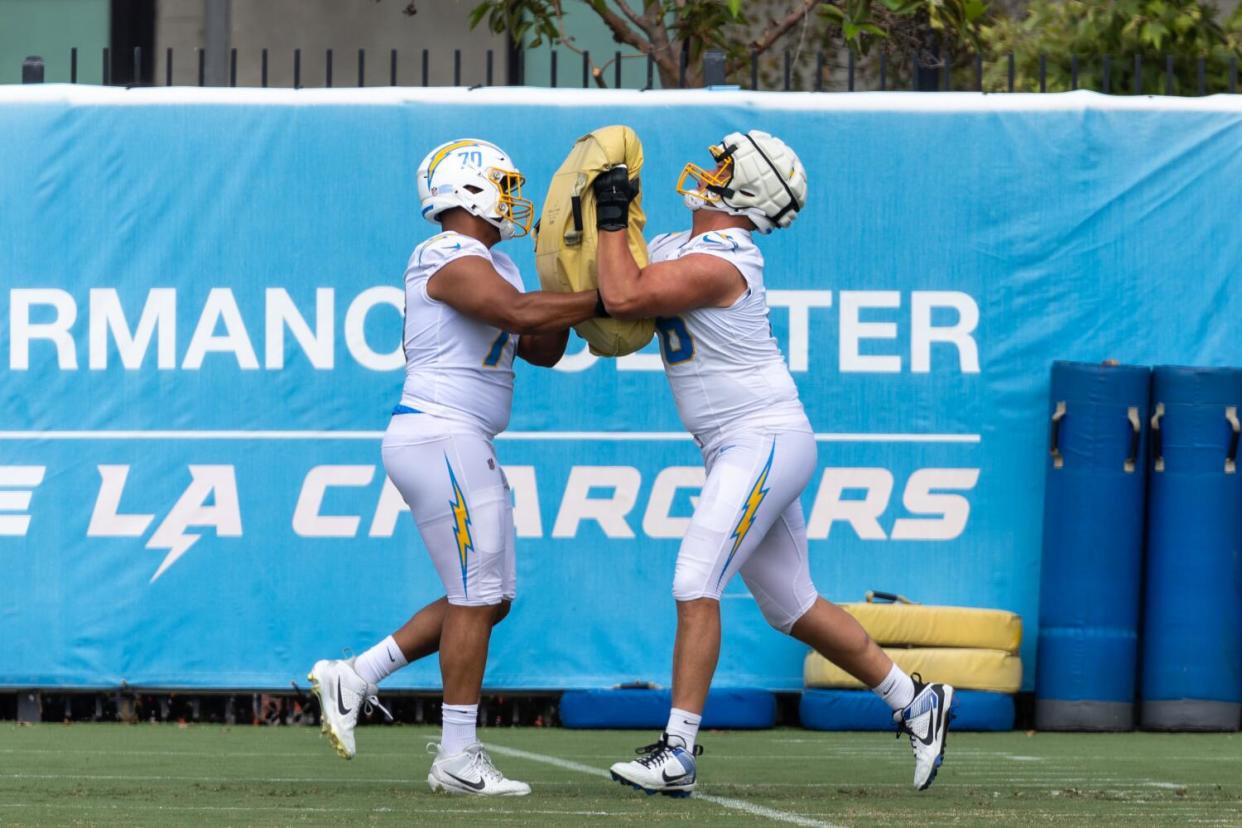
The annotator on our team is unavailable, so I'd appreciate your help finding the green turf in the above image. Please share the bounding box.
[0,723,1239,827]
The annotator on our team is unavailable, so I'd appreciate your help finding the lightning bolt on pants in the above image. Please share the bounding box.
[382,414,515,607]
[672,428,818,631]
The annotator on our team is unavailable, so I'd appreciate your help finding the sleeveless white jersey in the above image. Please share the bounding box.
[398,231,522,437]
[649,228,810,443]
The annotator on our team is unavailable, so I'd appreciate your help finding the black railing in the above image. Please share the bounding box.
[11,47,1242,95]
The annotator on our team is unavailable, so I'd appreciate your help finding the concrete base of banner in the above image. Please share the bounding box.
[1141,700,1242,732]
[1035,700,1134,731]
[16,690,41,724]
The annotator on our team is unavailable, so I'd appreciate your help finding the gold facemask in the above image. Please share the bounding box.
[488,167,534,237]
[675,144,734,203]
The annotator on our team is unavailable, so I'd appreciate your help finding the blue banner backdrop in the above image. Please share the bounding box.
[1,87,1240,690]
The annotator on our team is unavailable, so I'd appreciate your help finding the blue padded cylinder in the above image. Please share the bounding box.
[1036,361,1150,731]
[1141,366,1242,731]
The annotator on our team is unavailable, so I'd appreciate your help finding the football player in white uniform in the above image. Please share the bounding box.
[595,131,953,795]
[309,139,603,796]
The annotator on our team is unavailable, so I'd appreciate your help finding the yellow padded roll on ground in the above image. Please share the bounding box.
[839,603,1022,654]
[535,125,655,357]
[805,648,1022,693]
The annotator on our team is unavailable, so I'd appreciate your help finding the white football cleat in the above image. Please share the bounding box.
[307,658,390,760]
[609,734,700,797]
[427,742,531,796]
[895,675,954,790]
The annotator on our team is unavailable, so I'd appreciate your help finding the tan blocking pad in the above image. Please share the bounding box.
[805,648,1023,693]
[840,603,1022,654]
[535,125,655,357]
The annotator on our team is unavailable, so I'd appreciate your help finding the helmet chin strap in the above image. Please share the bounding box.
[683,189,769,232]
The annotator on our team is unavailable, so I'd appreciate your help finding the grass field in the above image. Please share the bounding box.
[1,723,1239,827]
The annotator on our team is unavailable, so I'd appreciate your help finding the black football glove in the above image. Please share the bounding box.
[593,165,639,231]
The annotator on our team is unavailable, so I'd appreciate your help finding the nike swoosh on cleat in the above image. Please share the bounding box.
[661,768,690,783]
[335,677,352,716]
[445,771,486,791]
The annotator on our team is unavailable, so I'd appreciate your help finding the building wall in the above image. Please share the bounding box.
[0,0,109,83]
[154,0,505,87]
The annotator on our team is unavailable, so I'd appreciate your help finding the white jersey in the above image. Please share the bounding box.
[649,228,810,443]
[398,231,522,437]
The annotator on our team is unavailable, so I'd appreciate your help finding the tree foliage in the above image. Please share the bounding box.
[462,0,1241,92]
[981,0,1242,93]
[467,0,989,87]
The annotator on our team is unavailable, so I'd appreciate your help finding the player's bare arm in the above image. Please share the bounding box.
[596,236,746,319]
[428,255,598,335]
[516,330,570,367]
[593,167,747,319]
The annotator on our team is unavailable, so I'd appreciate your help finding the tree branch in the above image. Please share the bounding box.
[640,0,681,83]
[750,0,820,56]
[584,0,657,55]
[614,0,650,36]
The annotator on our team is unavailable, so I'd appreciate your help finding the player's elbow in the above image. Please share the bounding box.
[498,300,546,335]
[601,292,649,321]
[521,347,561,368]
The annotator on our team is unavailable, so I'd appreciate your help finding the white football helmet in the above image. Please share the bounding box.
[677,129,807,233]
[417,139,534,240]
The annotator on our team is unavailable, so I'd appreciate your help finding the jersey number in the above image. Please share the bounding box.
[483,331,511,367]
[456,150,484,169]
[655,316,695,364]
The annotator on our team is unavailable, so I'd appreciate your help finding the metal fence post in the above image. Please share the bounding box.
[21,56,45,84]
[20,55,43,83]
[703,49,726,86]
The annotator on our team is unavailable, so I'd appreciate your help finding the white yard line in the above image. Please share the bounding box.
[486,743,845,828]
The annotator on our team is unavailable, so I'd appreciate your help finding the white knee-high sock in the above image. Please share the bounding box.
[872,662,916,712]
[665,708,702,751]
[354,635,408,686]
[441,703,479,755]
